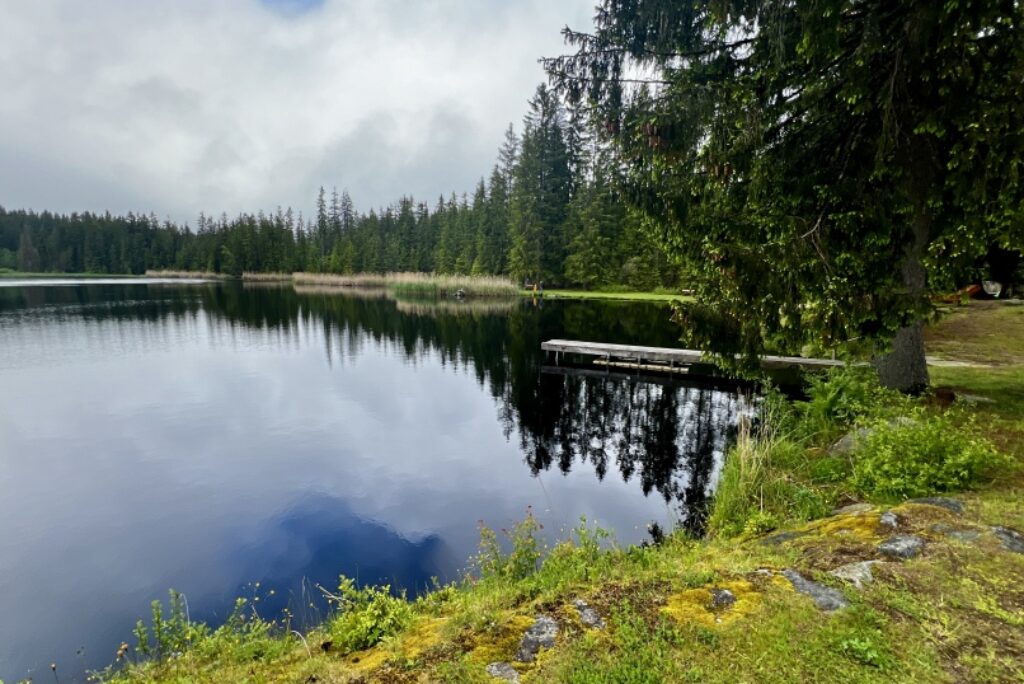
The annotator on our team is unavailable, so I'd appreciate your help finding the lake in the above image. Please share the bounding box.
[0,280,748,681]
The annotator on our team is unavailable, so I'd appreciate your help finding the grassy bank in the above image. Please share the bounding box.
[87,302,1022,684]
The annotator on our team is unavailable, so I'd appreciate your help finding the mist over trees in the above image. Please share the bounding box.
[0,84,679,290]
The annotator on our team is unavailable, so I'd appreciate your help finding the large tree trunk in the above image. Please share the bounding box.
[874,322,929,393]
[875,163,932,394]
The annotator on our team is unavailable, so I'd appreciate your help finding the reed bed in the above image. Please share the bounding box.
[241,271,293,281]
[291,272,518,297]
[394,297,517,316]
[292,284,391,298]
[387,272,519,297]
[291,272,389,288]
[144,269,228,280]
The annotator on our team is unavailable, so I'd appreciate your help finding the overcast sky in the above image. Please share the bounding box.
[0,0,594,223]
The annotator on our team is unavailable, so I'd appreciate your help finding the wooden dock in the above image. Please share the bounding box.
[541,339,845,372]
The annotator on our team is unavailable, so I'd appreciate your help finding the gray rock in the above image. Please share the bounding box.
[880,511,899,529]
[516,616,558,663]
[948,529,982,543]
[829,561,880,590]
[993,526,1024,553]
[932,523,981,543]
[761,530,808,546]
[831,419,915,456]
[782,569,850,611]
[486,662,520,683]
[573,599,605,629]
[906,497,964,514]
[709,589,737,610]
[878,535,925,560]
[832,503,873,516]
[829,428,870,456]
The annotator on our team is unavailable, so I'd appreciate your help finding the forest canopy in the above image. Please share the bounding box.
[543,0,1024,390]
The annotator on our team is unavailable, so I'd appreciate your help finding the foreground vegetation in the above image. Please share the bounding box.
[75,302,1022,684]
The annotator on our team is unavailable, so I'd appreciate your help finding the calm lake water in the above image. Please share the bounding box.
[0,280,747,681]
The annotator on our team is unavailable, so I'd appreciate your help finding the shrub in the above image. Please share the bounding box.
[850,408,1003,499]
[789,366,903,442]
[472,508,543,582]
[328,576,413,653]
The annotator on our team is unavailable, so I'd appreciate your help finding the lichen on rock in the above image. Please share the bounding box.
[516,616,558,663]
[781,569,850,611]
[878,535,925,560]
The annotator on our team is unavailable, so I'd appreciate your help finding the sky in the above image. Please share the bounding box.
[0,0,595,223]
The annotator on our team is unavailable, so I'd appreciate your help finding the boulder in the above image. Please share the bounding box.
[829,428,871,456]
[931,523,981,543]
[906,497,964,514]
[879,511,899,529]
[878,535,925,560]
[486,662,520,682]
[829,561,880,590]
[782,569,850,611]
[761,530,808,546]
[992,526,1024,554]
[516,616,558,663]
[831,503,873,516]
[709,589,737,610]
[573,599,605,629]
[830,418,915,456]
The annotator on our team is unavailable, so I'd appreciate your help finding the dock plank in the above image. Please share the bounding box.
[541,339,845,372]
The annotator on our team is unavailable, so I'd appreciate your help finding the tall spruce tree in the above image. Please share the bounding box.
[546,0,1024,390]
[508,84,573,284]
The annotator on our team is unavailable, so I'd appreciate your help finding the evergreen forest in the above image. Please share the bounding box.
[0,85,677,290]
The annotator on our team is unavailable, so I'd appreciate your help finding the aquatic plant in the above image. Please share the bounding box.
[291,271,519,297]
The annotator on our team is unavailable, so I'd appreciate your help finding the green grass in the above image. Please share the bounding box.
[926,302,1024,466]
[524,289,693,302]
[90,301,1023,684]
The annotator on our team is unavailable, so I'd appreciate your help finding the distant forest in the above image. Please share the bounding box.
[0,85,679,289]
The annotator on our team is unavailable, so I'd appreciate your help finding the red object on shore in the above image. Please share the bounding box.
[936,284,982,303]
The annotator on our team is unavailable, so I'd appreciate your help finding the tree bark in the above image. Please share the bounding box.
[874,322,929,394]
[874,165,932,393]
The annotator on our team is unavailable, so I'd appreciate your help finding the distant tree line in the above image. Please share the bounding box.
[0,84,680,289]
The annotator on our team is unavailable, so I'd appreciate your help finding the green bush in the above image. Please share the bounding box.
[850,408,1003,499]
[472,508,543,582]
[328,576,413,653]
[789,366,903,442]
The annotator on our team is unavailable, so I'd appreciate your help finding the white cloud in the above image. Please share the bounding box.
[0,0,594,221]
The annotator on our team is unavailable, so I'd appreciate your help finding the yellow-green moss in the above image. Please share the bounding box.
[800,510,886,544]
[663,579,767,627]
[465,613,535,666]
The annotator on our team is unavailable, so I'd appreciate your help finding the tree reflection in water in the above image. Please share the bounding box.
[0,282,750,533]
